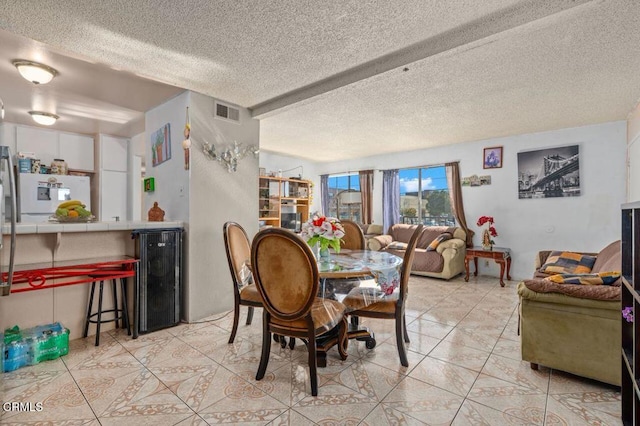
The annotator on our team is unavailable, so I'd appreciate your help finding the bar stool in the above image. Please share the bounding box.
[83,274,131,346]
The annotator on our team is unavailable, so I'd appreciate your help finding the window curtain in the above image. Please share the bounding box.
[358,170,374,224]
[320,174,330,216]
[382,169,400,233]
[445,162,474,247]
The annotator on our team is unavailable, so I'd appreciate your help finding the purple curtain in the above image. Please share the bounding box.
[320,174,330,216]
[382,169,399,233]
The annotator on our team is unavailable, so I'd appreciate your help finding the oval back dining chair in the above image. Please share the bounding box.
[223,222,264,344]
[251,227,348,396]
[340,220,366,250]
[343,224,424,367]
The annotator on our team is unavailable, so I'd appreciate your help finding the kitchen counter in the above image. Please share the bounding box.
[2,220,184,234]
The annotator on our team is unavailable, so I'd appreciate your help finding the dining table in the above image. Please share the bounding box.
[312,249,404,367]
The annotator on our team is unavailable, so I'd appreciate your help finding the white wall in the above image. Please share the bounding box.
[145,91,259,321]
[262,121,627,280]
[627,102,640,202]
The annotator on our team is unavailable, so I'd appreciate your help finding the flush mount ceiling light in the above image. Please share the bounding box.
[12,60,58,84]
[28,111,59,126]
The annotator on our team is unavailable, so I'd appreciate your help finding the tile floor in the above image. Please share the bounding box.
[0,275,622,425]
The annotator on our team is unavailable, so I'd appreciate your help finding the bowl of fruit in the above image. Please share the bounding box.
[50,200,95,222]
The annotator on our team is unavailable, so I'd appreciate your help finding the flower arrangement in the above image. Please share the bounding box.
[477,215,498,250]
[623,306,634,323]
[299,212,345,253]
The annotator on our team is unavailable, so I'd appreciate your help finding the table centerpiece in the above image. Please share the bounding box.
[299,213,345,263]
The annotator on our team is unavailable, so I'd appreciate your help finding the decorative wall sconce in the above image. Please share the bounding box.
[203,141,259,172]
[0,96,4,120]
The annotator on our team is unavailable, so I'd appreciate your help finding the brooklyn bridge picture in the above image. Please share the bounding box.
[517,145,580,199]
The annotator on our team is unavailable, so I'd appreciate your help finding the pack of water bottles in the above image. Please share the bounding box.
[1,322,70,373]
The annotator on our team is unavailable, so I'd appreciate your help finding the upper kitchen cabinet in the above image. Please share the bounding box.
[59,133,94,171]
[99,135,128,172]
[16,126,58,166]
[16,126,95,171]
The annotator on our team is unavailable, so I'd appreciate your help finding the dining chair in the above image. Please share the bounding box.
[340,219,366,250]
[223,221,264,344]
[343,224,424,367]
[251,227,348,396]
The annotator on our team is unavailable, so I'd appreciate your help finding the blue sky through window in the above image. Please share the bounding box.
[399,166,447,194]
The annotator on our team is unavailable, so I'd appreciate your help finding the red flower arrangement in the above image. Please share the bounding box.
[477,215,498,248]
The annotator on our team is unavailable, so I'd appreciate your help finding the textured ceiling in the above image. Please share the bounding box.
[0,0,639,161]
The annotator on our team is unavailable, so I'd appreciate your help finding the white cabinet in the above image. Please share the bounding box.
[100,170,128,221]
[16,126,95,171]
[59,133,94,171]
[96,135,129,221]
[100,135,128,172]
[16,127,58,166]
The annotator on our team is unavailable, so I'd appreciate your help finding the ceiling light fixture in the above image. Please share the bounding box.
[0,97,4,120]
[12,60,58,85]
[28,111,59,126]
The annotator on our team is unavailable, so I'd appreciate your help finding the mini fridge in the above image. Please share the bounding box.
[132,228,184,334]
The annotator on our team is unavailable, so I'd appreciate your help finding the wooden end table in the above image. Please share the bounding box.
[464,246,512,287]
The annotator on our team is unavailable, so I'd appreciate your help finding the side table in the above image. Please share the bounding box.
[464,246,512,287]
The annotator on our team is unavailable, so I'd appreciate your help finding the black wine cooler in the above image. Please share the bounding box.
[132,228,184,334]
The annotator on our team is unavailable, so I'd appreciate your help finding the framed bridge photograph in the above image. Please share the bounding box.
[517,144,580,199]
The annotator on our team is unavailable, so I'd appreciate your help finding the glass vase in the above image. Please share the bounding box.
[319,247,330,263]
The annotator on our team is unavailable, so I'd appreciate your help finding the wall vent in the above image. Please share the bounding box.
[215,101,240,123]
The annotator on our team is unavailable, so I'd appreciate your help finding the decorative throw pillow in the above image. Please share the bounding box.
[426,232,453,252]
[387,241,408,250]
[539,251,597,274]
[546,271,621,285]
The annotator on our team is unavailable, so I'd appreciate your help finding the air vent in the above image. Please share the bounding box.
[215,101,240,123]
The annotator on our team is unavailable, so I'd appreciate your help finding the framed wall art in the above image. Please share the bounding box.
[151,123,172,167]
[517,144,580,199]
[483,146,503,169]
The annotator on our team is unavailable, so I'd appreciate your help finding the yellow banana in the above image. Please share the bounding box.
[58,200,82,209]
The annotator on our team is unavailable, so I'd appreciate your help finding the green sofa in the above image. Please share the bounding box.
[517,241,621,386]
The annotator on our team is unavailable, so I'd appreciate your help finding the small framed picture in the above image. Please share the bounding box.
[483,146,503,169]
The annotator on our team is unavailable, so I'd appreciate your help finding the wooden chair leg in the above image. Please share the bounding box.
[338,317,348,360]
[256,311,271,380]
[403,315,410,343]
[396,316,409,367]
[229,302,240,344]
[307,330,318,396]
[246,306,254,325]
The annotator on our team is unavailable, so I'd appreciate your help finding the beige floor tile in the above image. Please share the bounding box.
[0,371,96,423]
[196,381,287,424]
[407,317,454,340]
[481,353,550,393]
[359,340,426,373]
[381,376,464,425]
[549,369,620,394]
[408,356,480,397]
[451,399,537,425]
[443,326,500,352]
[360,404,429,425]
[467,374,547,425]
[175,413,209,425]
[545,390,622,426]
[329,359,406,401]
[491,336,522,361]
[419,307,470,326]
[294,402,378,425]
[271,409,316,425]
[429,340,491,372]
[405,330,441,355]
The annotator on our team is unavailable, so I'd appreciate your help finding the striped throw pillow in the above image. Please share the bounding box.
[426,232,453,252]
[547,271,621,285]
[540,251,597,274]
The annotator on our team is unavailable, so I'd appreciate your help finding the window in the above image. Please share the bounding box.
[399,166,454,226]
[327,173,361,222]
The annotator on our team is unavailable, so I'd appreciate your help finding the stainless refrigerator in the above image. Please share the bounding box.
[0,146,17,296]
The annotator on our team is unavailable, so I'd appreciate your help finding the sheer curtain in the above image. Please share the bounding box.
[445,162,474,247]
[382,169,400,233]
[320,174,330,216]
[359,170,374,224]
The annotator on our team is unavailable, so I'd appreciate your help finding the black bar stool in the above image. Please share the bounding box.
[83,274,131,346]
